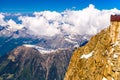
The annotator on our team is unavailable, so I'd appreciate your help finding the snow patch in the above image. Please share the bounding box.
[80,51,94,59]
[111,62,114,66]
[107,60,114,66]
[113,54,118,58]
[112,78,115,80]
[68,35,76,40]
[113,41,119,47]
[102,77,107,80]
[64,37,77,44]
[74,44,79,48]
[23,44,34,47]
[23,44,56,54]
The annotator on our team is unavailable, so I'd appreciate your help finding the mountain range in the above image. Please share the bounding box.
[0,14,88,80]
[0,24,88,56]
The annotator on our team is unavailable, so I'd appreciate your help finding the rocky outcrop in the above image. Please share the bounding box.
[0,46,74,80]
[64,19,120,79]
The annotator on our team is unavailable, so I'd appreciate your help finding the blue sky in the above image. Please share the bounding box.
[0,0,120,13]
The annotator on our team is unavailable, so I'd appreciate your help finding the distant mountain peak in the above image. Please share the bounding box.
[0,45,74,80]
[8,46,39,62]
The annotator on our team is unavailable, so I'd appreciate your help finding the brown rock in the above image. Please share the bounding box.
[64,18,120,80]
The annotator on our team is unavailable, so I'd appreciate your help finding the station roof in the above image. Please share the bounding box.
[111,15,120,21]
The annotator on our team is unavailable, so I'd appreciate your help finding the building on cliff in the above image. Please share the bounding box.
[111,15,120,21]
[110,15,120,43]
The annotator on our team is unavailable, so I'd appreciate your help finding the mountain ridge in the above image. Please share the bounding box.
[0,46,74,80]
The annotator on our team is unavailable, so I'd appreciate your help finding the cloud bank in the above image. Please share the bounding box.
[1,4,120,36]
[0,13,23,31]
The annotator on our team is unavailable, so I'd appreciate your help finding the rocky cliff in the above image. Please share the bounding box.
[0,46,74,80]
[64,19,120,79]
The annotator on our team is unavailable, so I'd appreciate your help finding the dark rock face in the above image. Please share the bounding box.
[0,46,74,80]
[45,49,74,80]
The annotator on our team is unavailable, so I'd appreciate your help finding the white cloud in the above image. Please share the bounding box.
[0,13,23,31]
[7,19,24,31]
[1,4,120,37]
[0,14,6,26]
[19,14,61,36]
